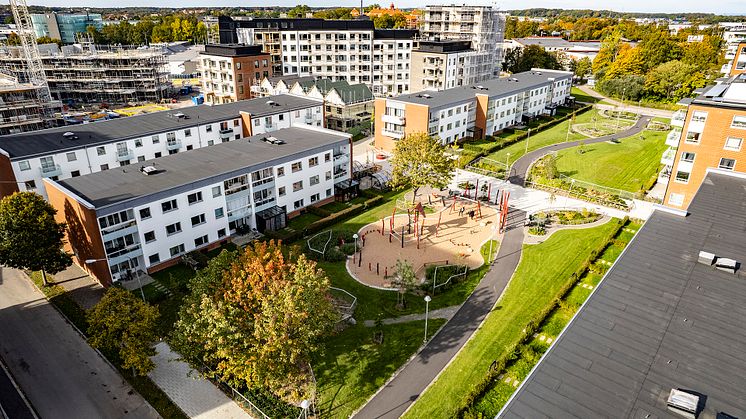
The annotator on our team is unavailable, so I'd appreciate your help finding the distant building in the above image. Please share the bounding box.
[720,22,746,75]
[199,44,273,105]
[351,3,420,29]
[409,40,475,92]
[508,37,602,68]
[0,74,51,135]
[31,12,103,44]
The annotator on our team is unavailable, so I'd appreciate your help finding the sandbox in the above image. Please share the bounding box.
[347,196,501,289]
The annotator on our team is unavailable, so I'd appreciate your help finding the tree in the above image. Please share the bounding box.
[0,192,71,286]
[172,241,337,402]
[36,36,62,47]
[638,29,682,70]
[392,259,417,308]
[390,133,454,204]
[597,74,645,101]
[6,32,20,46]
[505,45,562,73]
[573,57,592,80]
[604,44,645,79]
[592,31,623,75]
[287,4,311,18]
[88,288,159,376]
[644,60,702,101]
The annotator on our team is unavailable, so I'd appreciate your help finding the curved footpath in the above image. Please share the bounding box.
[352,208,526,419]
[508,116,652,186]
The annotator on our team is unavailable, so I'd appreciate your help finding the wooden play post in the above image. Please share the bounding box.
[401,226,405,248]
[381,218,385,236]
[474,179,479,201]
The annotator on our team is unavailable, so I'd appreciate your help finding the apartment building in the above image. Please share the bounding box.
[0,43,170,105]
[251,75,316,98]
[420,5,506,83]
[410,40,475,92]
[200,44,273,105]
[663,74,746,210]
[288,78,374,132]
[44,125,352,285]
[727,41,746,77]
[374,69,573,152]
[31,12,103,44]
[720,22,746,75]
[0,94,324,199]
[216,16,416,96]
[0,74,53,135]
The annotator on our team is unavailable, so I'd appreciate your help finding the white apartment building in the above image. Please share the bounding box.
[420,5,506,83]
[45,125,353,285]
[372,29,413,96]
[720,23,746,75]
[0,95,324,199]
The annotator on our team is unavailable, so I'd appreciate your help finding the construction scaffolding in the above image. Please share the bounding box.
[0,43,172,106]
[0,72,46,134]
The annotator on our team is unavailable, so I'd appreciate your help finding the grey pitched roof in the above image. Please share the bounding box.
[392,69,572,109]
[0,94,322,160]
[499,172,746,419]
[332,84,374,104]
[54,126,349,212]
[513,37,573,49]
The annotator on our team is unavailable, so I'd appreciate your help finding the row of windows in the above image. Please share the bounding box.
[144,208,224,243]
[689,111,746,129]
[674,158,737,183]
[147,228,226,265]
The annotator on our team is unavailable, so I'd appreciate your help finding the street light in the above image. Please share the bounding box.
[505,152,511,180]
[423,295,432,344]
[86,258,145,302]
[298,399,310,419]
[524,128,531,154]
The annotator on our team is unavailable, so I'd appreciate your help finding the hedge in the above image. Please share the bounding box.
[457,216,627,414]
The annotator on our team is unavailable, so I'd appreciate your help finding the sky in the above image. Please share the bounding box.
[27,0,746,15]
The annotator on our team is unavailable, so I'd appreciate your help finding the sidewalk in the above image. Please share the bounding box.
[149,342,251,419]
[52,264,105,310]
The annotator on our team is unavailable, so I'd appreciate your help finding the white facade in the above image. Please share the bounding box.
[281,30,374,84]
[372,37,412,96]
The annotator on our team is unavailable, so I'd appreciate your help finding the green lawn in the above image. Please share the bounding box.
[287,212,323,230]
[553,129,667,193]
[314,319,446,418]
[404,220,620,418]
[570,86,601,104]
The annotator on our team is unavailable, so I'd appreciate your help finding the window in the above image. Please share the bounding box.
[100,164,109,171]
[144,231,156,243]
[214,207,224,218]
[149,254,160,264]
[326,188,332,197]
[278,186,286,197]
[668,193,684,207]
[311,193,320,203]
[291,162,302,172]
[691,111,707,123]
[96,146,106,156]
[279,114,284,121]
[294,199,304,209]
[161,199,178,213]
[206,125,212,133]
[169,244,185,257]
[212,186,222,197]
[187,192,203,204]
[680,152,695,163]
[725,137,743,151]
[310,175,319,186]
[152,135,160,144]
[134,139,143,148]
[155,152,162,158]
[234,119,239,127]
[191,214,206,226]
[293,181,303,192]
[139,208,151,219]
[254,119,260,126]
[719,158,736,171]
[325,153,331,162]
[138,156,145,162]
[308,156,318,167]
[194,235,209,247]
[685,132,700,144]
[24,180,35,190]
[71,170,80,177]
[218,228,226,238]
[675,171,690,183]
[185,129,192,137]
[166,222,182,235]
[277,167,285,177]
[732,116,746,129]
[66,152,77,162]
[18,160,30,171]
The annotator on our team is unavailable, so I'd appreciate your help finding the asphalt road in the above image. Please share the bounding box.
[0,267,159,419]
[0,357,36,419]
[507,116,653,186]
[352,208,526,419]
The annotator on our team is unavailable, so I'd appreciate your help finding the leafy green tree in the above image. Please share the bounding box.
[391,132,454,204]
[505,45,562,73]
[6,32,20,46]
[172,241,337,402]
[88,287,159,376]
[644,60,703,101]
[392,259,417,308]
[573,57,592,80]
[287,4,311,18]
[36,36,62,46]
[638,29,682,70]
[373,13,407,29]
[0,192,71,286]
[597,74,645,101]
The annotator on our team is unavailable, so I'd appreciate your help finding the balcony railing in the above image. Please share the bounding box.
[39,164,62,178]
[671,109,686,127]
[666,129,681,147]
[219,128,234,139]
[661,147,677,166]
[382,129,404,139]
[166,140,182,151]
[116,148,134,162]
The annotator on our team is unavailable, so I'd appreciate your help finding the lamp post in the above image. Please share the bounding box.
[505,152,510,180]
[423,295,432,344]
[86,258,145,302]
[298,399,310,419]
[524,128,531,154]
[352,233,359,263]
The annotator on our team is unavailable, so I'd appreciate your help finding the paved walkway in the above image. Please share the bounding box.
[523,214,612,245]
[352,207,526,419]
[362,305,460,327]
[0,267,158,419]
[576,85,674,118]
[52,264,105,310]
[148,342,250,419]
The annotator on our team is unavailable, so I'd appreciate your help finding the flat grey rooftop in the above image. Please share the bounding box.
[499,172,746,419]
[55,126,348,210]
[0,94,321,160]
[391,69,572,109]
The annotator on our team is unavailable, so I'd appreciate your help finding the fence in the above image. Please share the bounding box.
[465,156,509,180]
[526,180,632,211]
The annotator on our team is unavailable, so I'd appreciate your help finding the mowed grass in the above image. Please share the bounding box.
[571,86,601,104]
[314,319,446,418]
[554,129,667,192]
[403,220,620,418]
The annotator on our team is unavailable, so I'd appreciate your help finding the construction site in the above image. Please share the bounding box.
[0,43,172,106]
[0,72,49,134]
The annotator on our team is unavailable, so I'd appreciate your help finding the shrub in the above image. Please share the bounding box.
[528,226,546,236]
[306,205,332,217]
[324,246,348,262]
[339,243,357,255]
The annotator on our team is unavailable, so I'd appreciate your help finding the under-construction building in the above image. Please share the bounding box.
[0,43,172,105]
[0,72,48,134]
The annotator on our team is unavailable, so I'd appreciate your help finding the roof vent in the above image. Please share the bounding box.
[698,251,715,266]
[667,389,699,418]
[140,165,159,175]
[715,257,739,274]
[422,94,432,99]
[476,85,486,90]
[62,131,79,140]
[266,100,276,106]
[172,112,189,119]
[262,136,285,145]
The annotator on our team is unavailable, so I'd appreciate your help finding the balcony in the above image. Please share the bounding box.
[116,148,134,162]
[666,129,681,147]
[333,153,349,164]
[334,168,349,179]
[305,114,315,124]
[166,140,182,151]
[381,114,405,125]
[661,147,677,166]
[219,128,234,140]
[382,129,405,139]
[39,164,62,178]
[671,109,686,127]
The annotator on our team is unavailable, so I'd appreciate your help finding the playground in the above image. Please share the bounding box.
[344,189,509,289]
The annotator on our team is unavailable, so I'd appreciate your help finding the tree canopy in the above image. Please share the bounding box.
[87,287,160,376]
[391,133,454,203]
[172,242,338,402]
[0,192,71,285]
[86,14,207,45]
[503,44,562,73]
